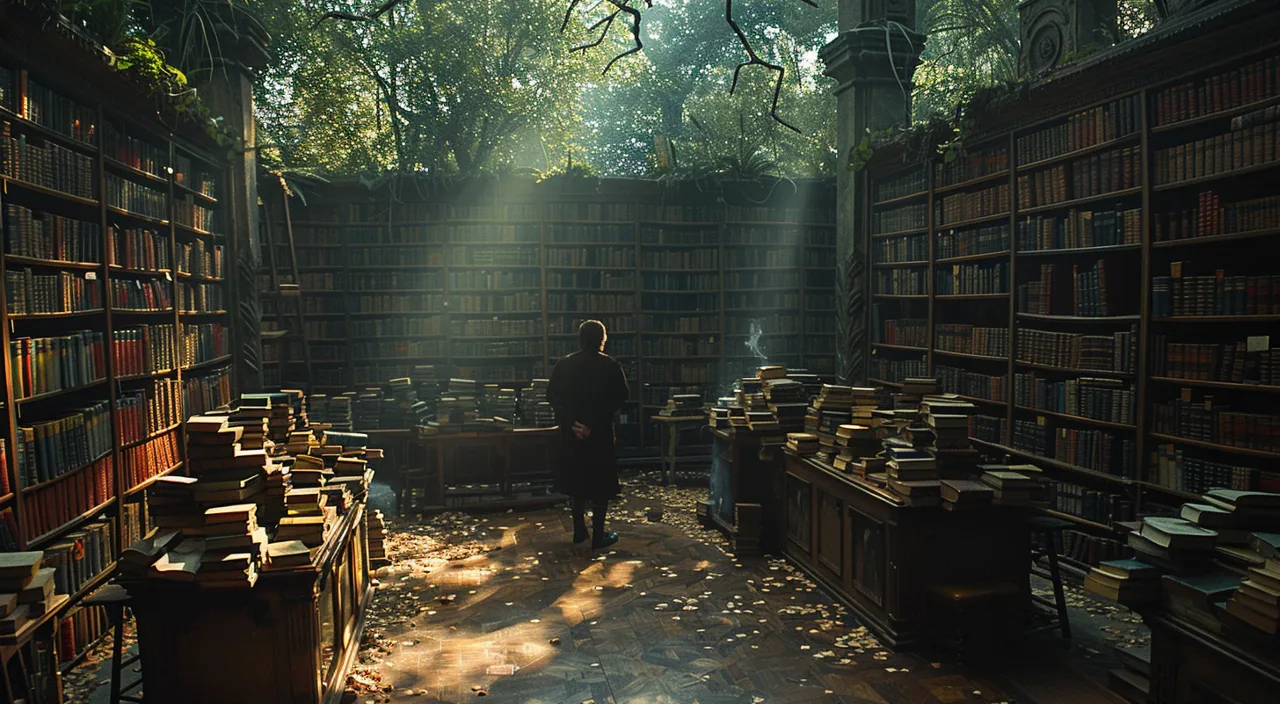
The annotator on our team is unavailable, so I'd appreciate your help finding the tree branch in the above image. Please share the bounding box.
[313,0,407,27]
[726,0,800,133]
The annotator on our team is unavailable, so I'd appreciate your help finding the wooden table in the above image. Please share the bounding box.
[650,413,708,485]
[780,451,1030,648]
[705,427,785,555]
[413,427,561,511]
[124,503,373,704]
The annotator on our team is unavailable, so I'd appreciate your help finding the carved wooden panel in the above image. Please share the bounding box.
[817,491,844,577]
[785,472,813,552]
[851,506,886,605]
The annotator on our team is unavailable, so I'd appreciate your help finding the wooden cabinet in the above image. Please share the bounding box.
[124,503,373,704]
[1146,615,1280,704]
[782,452,1029,647]
[708,429,786,554]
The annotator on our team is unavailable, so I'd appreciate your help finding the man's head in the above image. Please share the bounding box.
[579,319,607,352]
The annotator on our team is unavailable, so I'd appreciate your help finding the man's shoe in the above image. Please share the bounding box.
[592,531,619,549]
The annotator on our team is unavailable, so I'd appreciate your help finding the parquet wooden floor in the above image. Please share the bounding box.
[366,500,1125,704]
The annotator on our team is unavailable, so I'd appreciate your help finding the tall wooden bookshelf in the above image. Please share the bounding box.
[864,36,1280,570]
[0,23,237,684]
[259,178,836,451]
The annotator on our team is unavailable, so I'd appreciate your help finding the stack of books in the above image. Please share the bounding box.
[278,487,333,547]
[264,540,312,570]
[885,445,940,506]
[119,528,182,578]
[481,385,518,423]
[309,394,353,431]
[710,397,737,429]
[290,453,328,489]
[367,509,388,567]
[280,389,308,430]
[659,393,703,417]
[939,479,994,510]
[149,475,201,532]
[763,378,808,431]
[785,432,819,455]
[433,378,480,431]
[1128,515,1219,570]
[979,467,1040,505]
[413,365,444,418]
[833,424,880,475]
[1084,558,1161,604]
[228,401,270,451]
[384,377,428,428]
[353,390,382,429]
[0,552,53,635]
[518,379,555,427]
[197,503,266,589]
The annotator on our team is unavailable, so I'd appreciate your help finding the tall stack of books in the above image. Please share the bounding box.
[884,443,940,506]
[433,379,479,431]
[807,384,855,462]
[413,365,444,417]
[833,424,881,475]
[1084,559,1161,604]
[197,503,265,589]
[920,395,980,476]
[228,401,270,451]
[277,486,331,548]
[367,509,388,567]
[385,377,426,428]
[763,377,808,431]
[660,393,703,417]
[309,394,352,431]
[0,552,55,635]
[518,379,555,427]
[353,390,382,430]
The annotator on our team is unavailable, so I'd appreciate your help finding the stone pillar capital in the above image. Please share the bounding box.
[820,24,926,96]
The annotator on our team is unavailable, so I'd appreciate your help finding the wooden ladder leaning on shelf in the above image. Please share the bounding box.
[260,185,314,390]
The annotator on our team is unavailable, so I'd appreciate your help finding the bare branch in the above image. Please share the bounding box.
[601,1,642,75]
[314,0,407,28]
[560,0,583,32]
[726,0,800,133]
[570,9,619,53]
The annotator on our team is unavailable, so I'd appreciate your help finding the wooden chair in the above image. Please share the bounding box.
[82,585,142,704]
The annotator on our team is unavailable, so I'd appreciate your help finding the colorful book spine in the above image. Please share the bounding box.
[16,401,112,487]
[182,323,229,365]
[4,204,102,263]
[110,227,169,271]
[9,330,107,399]
[20,456,113,538]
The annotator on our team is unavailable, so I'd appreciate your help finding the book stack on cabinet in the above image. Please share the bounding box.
[862,46,1280,570]
[0,45,238,689]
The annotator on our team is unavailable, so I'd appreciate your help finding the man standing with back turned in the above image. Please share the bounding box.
[548,320,629,550]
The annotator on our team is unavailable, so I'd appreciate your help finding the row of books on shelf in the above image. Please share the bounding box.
[179,239,224,279]
[936,143,1008,187]
[1070,260,1115,317]
[120,431,179,490]
[1154,116,1280,185]
[7,72,97,145]
[724,272,799,289]
[61,605,111,666]
[1,122,95,199]
[1152,395,1280,453]
[1012,417,1138,478]
[1016,94,1143,164]
[1016,208,1142,251]
[10,330,106,399]
[350,341,449,359]
[937,183,1010,226]
[549,293,635,312]
[109,277,171,311]
[937,224,1008,259]
[20,456,113,538]
[1014,373,1135,425]
[115,324,176,377]
[969,414,1006,445]
[1151,267,1280,317]
[110,227,169,271]
[725,227,834,246]
[447,224,538,243]
[727,250,800,268]
[548,202,636,221]
[724,291,801,309]
[348,248,441,267]
[1151,334,1277,385]
[453,340,543,357]
[642,338,720,357]
[546,271,635,289]
[1056,530,1130,568]
[870,356,928,383]
[106,176,165,221]
[546,247,634,268]
[1017,146,1141,209]
[1148,443,1277,495]
[641,250,718,269]
[1015,326,1138,374]
[873,233,926,264]
[116,380,182,442]
[874,268,925,296]
[173,200,215,233]
[643,361,717,384]
[874,169,926,202]
[874,317,927,348]
[350,272,440,290]
[15,401,112,488]
[641,315,715,333]
[5,268,101,315]
[934,261,1007,296]
[873,203,926,234]
[181,365,232,416]
[642,273,719,290]
[176,282,225,312]
[182,323,228,366]
[935,324,1009,357]
[1153,52,1280,126]
[548,224,634,243]
[5,204,101,264]
[104,121,163,177]
[1045,480,1135,527]
[354,293,447,313]
[1154,191,1280,243]
[938,364,1007,402]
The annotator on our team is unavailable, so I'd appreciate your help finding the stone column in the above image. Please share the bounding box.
[195,12,270,392]
[820,2,924,384]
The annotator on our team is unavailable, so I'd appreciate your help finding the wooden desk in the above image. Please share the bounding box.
[125,503,373,704]
[415,427,561,511]
[781,451,1030,648]
[650,414,708,485]
[1146,613,1280,704]
[706,427,784,555]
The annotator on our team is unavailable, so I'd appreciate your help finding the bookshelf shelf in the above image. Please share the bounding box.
[185,354,234,371]
[174,181,218,204]
[115,308,175,315]
[870,227,928,239]
[1137,481,1203,502]
[1013,405,1137,431]
[123,463,185,497]
[104,157,168,186]
[872,294,928,300]
[121,423,183,451]
[109,266,172,276]
[1153,160,1280,192]
[65,561,119,612]
[934,170,1010,195]
[1016,313,1141,323]
[450,288,543,294]
[934,349,1006,362]
[20,450,113,494]
[10,309,105,320]
[935,251,1010,264]
[1151,227,1280,248]
[1149,377,1280,394]
[1153,314,1280,324]
[546,240,635,246]
[28,497,118,550]
[638,220,718,227]
[5,255,99,270]
[16,378,108,405]
[729,221,836,227]
[1151,93,1280,134]
[1015,361,1133,378]
[0,106,98,154]
[446,264,541,270]
[935,293,1008,301]
[545,265,637,271]
[175,223,218,238]
[1016,243,1142,257]
[348,288,443,294]
[872,342,928,353]
[0,175,99,207]
[1018,188,1142,216]
[969,438,1132,486]
[106,206,169,228]
[1016,133,1142,172]
[872,191,928,207]
[872,261,929,268]
[952,394,1007,407]
[1147,433,1280,460]
[935,212,1010,231]
[117,368,176,383]
[868,378,904,388]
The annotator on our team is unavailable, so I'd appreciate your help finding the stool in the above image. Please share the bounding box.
[927,581,1023,658]
[1028,515,1072,639]
[82,585,142,704]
